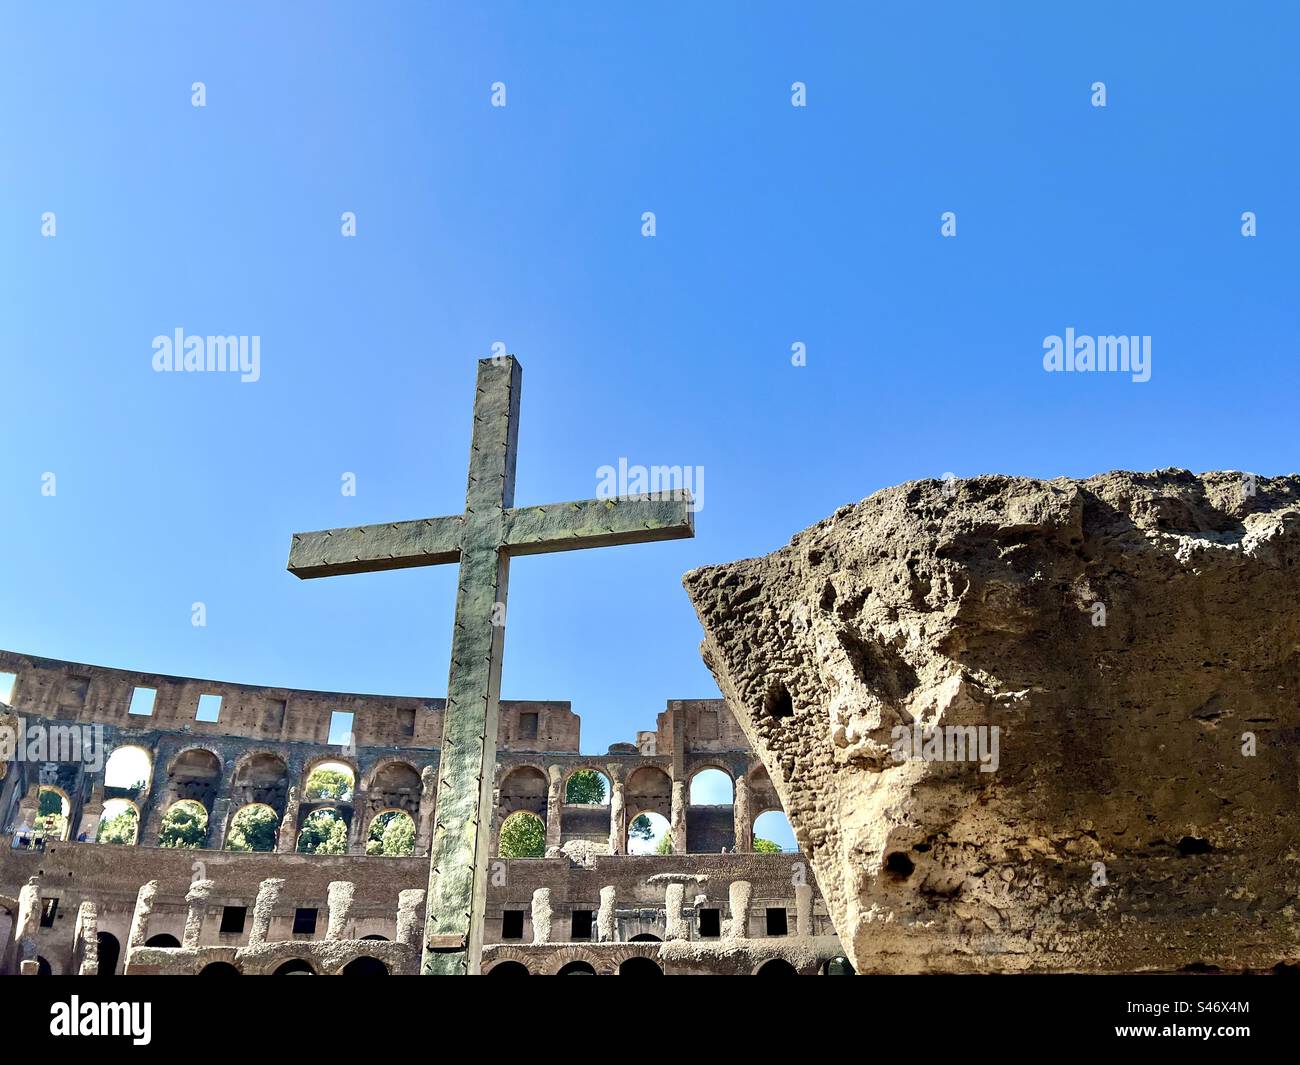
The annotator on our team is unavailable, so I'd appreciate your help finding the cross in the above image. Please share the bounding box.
[286,356,694,974]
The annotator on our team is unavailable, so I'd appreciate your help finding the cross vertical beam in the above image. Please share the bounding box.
[286,355,693,975]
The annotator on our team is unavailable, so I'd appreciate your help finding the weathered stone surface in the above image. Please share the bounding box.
[684,469,1300,973]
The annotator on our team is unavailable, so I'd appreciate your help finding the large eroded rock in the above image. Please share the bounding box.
[684,470,1300,973]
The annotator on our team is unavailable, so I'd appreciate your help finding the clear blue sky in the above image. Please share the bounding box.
[2,3,1296,766]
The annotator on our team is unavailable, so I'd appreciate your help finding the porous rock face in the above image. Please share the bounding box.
[684,470,1300,973]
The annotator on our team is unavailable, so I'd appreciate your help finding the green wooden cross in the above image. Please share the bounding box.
[286,356,693,974]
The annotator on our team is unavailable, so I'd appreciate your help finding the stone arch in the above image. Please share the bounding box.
[230,751,290,816]
[199,961,240,975]
[36,785,72,841]
[273,959,316,975]
[302,758,357,801]
[563,766,611,805]
[145,934,181,948]
[485,959,530,975]
[753,808,796,853]
[157,798,209,848]
[224,802,280,852]
[544,945,614,976]
[687,765,735,853]
[296,805,351,854]
[96,797,140,844]
[618,955,663,976]
[688,765,734,804]
[361,757,421,795]
[165,747,223,808]
[497,810,546,857]
[340,955,388,975]
[754,958,799,975]
[365,808,416,856]
[104,744,153,796]
[626,810,670,854]
[625,765,671,820]
[498,765,548,818]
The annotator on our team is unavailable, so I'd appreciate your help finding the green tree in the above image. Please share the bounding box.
[296,808,349,854]
[498,812,545,857]
[158,801,208,849]
[97,806,139,845]
[225,805,279,852]
[656,831,673,855]
[628,814,654,840]
[564,769,608,805]
[753,837,781,853]
[366,810,416,856]
[304,767,354,802]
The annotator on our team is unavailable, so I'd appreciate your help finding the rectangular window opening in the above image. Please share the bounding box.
[765,907,788,937]
[328,710,354,746]
[517,712,538,740]
[501,910,524,940]
[40,898,59,928]
[698,908,721,938]
[128,686,157,717]
[219,906,247,935]
[570,909,593,941]
[292,908,317,935]
[0,671,17,705]
[195,693,222,723]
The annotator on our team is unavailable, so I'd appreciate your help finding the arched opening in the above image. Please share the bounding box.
[341,956,388,976]
[487,960,530,976]
[498,811,546,858]
[564,769,610,805]
[361,934,389,941]
[104,745,152,799]
[753,810,796,853]
[225,803,280,852]
[167,748,222,810]
[365,809,416,856]
[96,932,121,975]
[230,753,289,815]
[145,934,182,948]
[822,956,855,976]
[273,959,316,976]
[627,811,671,855]
[296,807,349,854]
[629,933,662,942]
[37,786,71,842]
[755,958,798,976]
[367,761,420,807]
[625,766,671,816]
[304,760,356,803]
[689,767,733,805]
[619,956,663,976]
[556,960,597,976]
[199,962,241,976]
[36,956,52,976]
[96,798,139,845]
[498,766,548,820]
[158,799,209,849]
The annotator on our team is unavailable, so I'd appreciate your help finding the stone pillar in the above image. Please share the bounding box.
[530,888,552,944]
[248,877,284,947]
[416,765,437,856]
[127,880,158,951]
[597,885,616,943]
[396,889,425,947]
[608,773,626,855]
[14,788,38,840]
[326,881,355,939]
[795,883,814,937]
[276,787,300,853]
[545,765,563,850]
[670,781,687,854]
[346,791,367,854]
[733,774,752,852]
[141,788,177,847]
[664,883,688,941]
[75,901,99,976]
[183,879,213,948]
[207,796,231,850]
[15,876,41,970]
[728,880,752,939]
